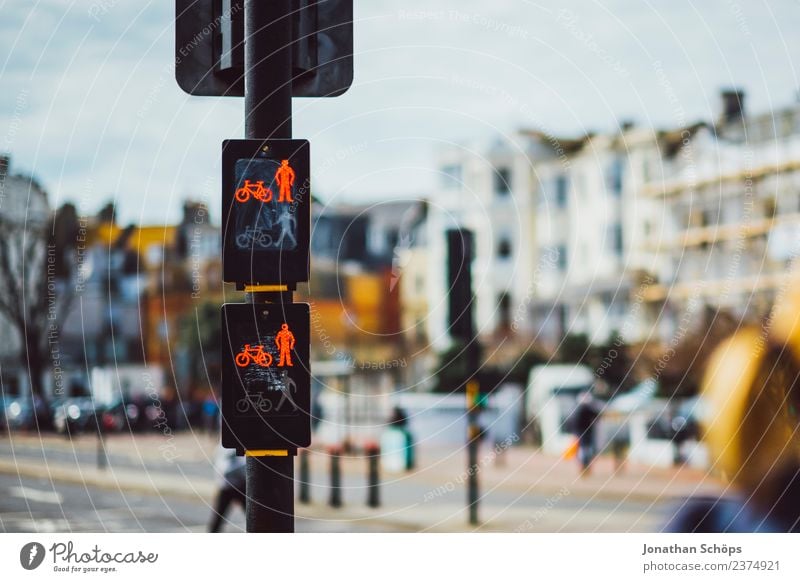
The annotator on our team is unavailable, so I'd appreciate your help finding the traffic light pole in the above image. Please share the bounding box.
[467,410,479,525]
[467,348,480,527]
[243,0,295,534]
[447,230,481,526]
[244,0,292,140]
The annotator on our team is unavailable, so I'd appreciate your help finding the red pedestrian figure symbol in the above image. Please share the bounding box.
[275,159,295,203]
[275,323,296,367]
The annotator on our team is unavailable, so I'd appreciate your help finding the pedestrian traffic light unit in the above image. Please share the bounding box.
[221,303,311,450]
[176,0,352,532]
[222,139,310,286]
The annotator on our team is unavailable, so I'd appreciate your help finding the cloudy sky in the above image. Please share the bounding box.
[1,0,798,224]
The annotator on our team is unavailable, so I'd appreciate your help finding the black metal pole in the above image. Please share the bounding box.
[243,0,295,534]
[366,443,380,508]
[298,449,311,504]
[245,0,292,140]
[329,447,342,508]
[467,414,479,525]
[467,342,480,527]
[246,454,294,532]
[96,415,107,470]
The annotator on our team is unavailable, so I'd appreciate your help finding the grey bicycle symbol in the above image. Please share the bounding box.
[236,376,298,414]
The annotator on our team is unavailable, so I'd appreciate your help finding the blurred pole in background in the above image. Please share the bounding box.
[366,442,380,508]
[298,449,311,504]
[329,446,342,508]
[446,229,480,526]
[96,414,107,470]
[466,380,480,525]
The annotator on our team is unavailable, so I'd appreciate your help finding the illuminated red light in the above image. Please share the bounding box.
[235,179,273,203]
[235,344,273,367]
[235,323,296,368]
[276,323,295,367]
[276,159,295,203]
[234,160,296,204]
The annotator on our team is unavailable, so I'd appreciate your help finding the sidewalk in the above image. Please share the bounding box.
[0,431,726,532]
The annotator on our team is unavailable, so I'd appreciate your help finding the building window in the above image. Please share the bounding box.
[498,292,512,329]
[701,208,719,228]
[764,198,777,219]
[608,158,624,196]
[535,181,546,207]
[441,164,462,190]
[494,167,512,196]
[557,245,567,270]
[555,175,568,209]
[497,237,512,259]
[611,223,623,256]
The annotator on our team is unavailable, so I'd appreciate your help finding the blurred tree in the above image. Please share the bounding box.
[591,331,636,395]
[434,343,551,393]
[556,332,591,364]
[0,203,76,397]
[49,203,80,279]
[506,347,550,385]
[658,306,740,398]
[96,201,116,224]
[432,341,472,393]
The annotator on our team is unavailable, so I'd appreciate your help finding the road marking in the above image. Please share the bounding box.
[9,486,64,504]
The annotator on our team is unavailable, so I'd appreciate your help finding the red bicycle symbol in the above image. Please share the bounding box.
[235,180,273,203]
[235,344,274,368]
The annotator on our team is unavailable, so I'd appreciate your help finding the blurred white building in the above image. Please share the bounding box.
[425,134,538,354]
[640,91,800,332]
[531,126,667,347]
[406,90,800,366]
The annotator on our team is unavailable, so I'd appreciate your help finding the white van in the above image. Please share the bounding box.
[526,364,595,455]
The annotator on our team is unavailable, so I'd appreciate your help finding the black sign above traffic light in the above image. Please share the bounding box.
[175,0,353,98]
[221,303,311,450]
[222,139,310,285]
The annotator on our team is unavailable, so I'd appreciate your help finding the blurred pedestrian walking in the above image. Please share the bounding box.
[208,446,246,532]
[570,391,601,475]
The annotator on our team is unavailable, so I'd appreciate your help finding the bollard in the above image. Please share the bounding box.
[365,442,380,508]
[329,446,342,508]
[96,414,107,470]
[298,449,310,504]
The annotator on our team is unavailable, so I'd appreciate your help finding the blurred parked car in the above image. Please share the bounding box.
[646,397,700,442]
[4,396,37,430]
[101,398,147,433]
[0,395,9,431]
[51,397,98,435]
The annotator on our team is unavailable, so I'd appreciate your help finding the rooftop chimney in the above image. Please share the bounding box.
[720,89,746,123]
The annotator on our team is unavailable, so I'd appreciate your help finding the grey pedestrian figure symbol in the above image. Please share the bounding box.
[276,370,298,412]
[275,209,297,247]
